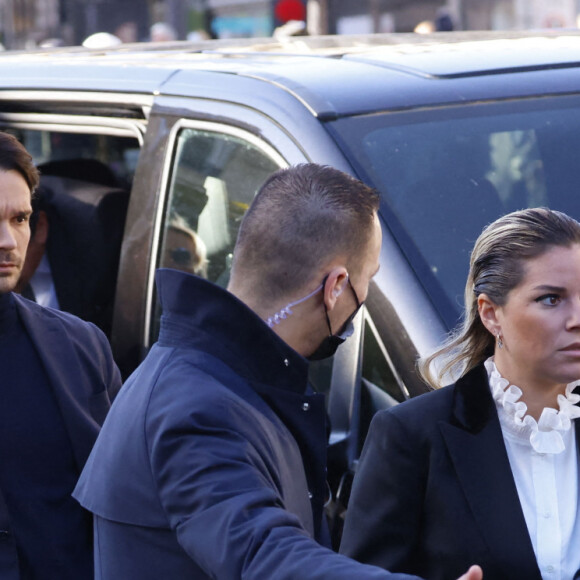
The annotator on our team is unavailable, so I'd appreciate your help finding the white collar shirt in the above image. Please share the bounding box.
[485,359,580,580]
[29,254,60,310]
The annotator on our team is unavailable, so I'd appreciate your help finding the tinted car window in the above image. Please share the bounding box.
[329,95,580,326]
[0,127,139,337]
[158,127,281,284]
[9,129,140,189]
[150,126,282,343]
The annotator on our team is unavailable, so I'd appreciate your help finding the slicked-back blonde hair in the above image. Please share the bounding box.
[419,207,580,389]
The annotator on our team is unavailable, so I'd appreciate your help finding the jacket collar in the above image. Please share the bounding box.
[451,363,495,433]
[156,269,309,395]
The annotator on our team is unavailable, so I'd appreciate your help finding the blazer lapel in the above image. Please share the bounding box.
[440,365,542,580]
[15,297,100,471]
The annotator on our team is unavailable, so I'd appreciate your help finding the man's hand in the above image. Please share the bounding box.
[457,565,483,580]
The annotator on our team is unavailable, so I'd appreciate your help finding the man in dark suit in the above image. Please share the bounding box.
[74,164,481,580]
[0,132,122,579]
[16,177,128,337]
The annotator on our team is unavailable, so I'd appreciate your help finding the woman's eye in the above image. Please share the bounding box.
[536,294,560,306]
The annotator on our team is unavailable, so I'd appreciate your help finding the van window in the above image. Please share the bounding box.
[158,127,281,283]
[329,95,580,327]
[0,128,139,337]
[9,129,139,189]
[150,127,282,341]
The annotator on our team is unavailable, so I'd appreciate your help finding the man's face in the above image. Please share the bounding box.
[0,170,32,294]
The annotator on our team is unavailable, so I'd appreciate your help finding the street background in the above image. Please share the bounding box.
[1,0,580,51]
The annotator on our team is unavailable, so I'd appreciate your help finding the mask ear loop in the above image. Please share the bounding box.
[266,283,324,328]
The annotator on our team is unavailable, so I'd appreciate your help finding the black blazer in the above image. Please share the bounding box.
[0,295,122,580]
[340,364,580,580]
[39,179,128,336]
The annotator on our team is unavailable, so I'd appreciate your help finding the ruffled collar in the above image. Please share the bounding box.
[484,358,580,454]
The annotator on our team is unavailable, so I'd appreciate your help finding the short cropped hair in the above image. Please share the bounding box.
[0,132,40,194]
[231,164,380,302]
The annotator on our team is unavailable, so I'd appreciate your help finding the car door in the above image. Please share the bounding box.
[113,92,416,546]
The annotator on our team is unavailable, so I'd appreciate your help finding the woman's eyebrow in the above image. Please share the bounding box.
[531,284,566,292]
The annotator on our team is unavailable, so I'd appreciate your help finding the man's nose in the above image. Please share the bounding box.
[0,221,17,250]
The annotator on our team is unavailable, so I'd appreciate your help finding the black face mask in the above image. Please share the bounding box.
[308,278,362,361]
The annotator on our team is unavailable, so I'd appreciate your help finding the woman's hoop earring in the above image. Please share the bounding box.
[496,332,503,349]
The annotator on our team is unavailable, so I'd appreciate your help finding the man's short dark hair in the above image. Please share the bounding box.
[0,132,40,194]
[232,164,380,302]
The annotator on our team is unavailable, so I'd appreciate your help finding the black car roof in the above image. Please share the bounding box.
[3,31,580,118]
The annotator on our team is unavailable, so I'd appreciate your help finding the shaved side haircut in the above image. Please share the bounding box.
[231,164,380,302]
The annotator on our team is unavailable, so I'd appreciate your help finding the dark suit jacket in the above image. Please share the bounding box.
[341,364,580,580]
[38,178,128,336]
[0,295,121,580]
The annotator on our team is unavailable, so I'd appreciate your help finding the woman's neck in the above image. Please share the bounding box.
[522,389,565,421]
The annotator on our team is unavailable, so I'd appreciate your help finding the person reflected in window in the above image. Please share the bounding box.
[162,214,208,277]
[341,207,580,580]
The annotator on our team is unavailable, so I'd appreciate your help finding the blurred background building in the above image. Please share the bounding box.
[0,0,579,49]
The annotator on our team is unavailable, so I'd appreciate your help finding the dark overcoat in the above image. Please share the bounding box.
[74,269,420,580]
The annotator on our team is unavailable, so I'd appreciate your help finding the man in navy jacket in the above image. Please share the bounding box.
[0,131,121,579]
[74,164,481,580]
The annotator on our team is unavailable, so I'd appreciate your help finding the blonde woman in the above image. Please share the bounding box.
[341,208,580,580]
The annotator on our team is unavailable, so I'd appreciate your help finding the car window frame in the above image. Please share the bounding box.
[143,118,290,348]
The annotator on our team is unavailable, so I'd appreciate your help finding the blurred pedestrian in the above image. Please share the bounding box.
[435,7,454,31]
[150,22,177,42]
[114,21,138,43]
[341,208,580,580]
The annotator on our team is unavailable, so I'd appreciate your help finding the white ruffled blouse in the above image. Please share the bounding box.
[485,358,580,454]
[484,358,580,580]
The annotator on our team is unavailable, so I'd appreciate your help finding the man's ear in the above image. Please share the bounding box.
[477,293,501,336]
[323,267,349,311]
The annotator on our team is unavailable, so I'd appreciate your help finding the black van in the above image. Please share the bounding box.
[5,31,580,529]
